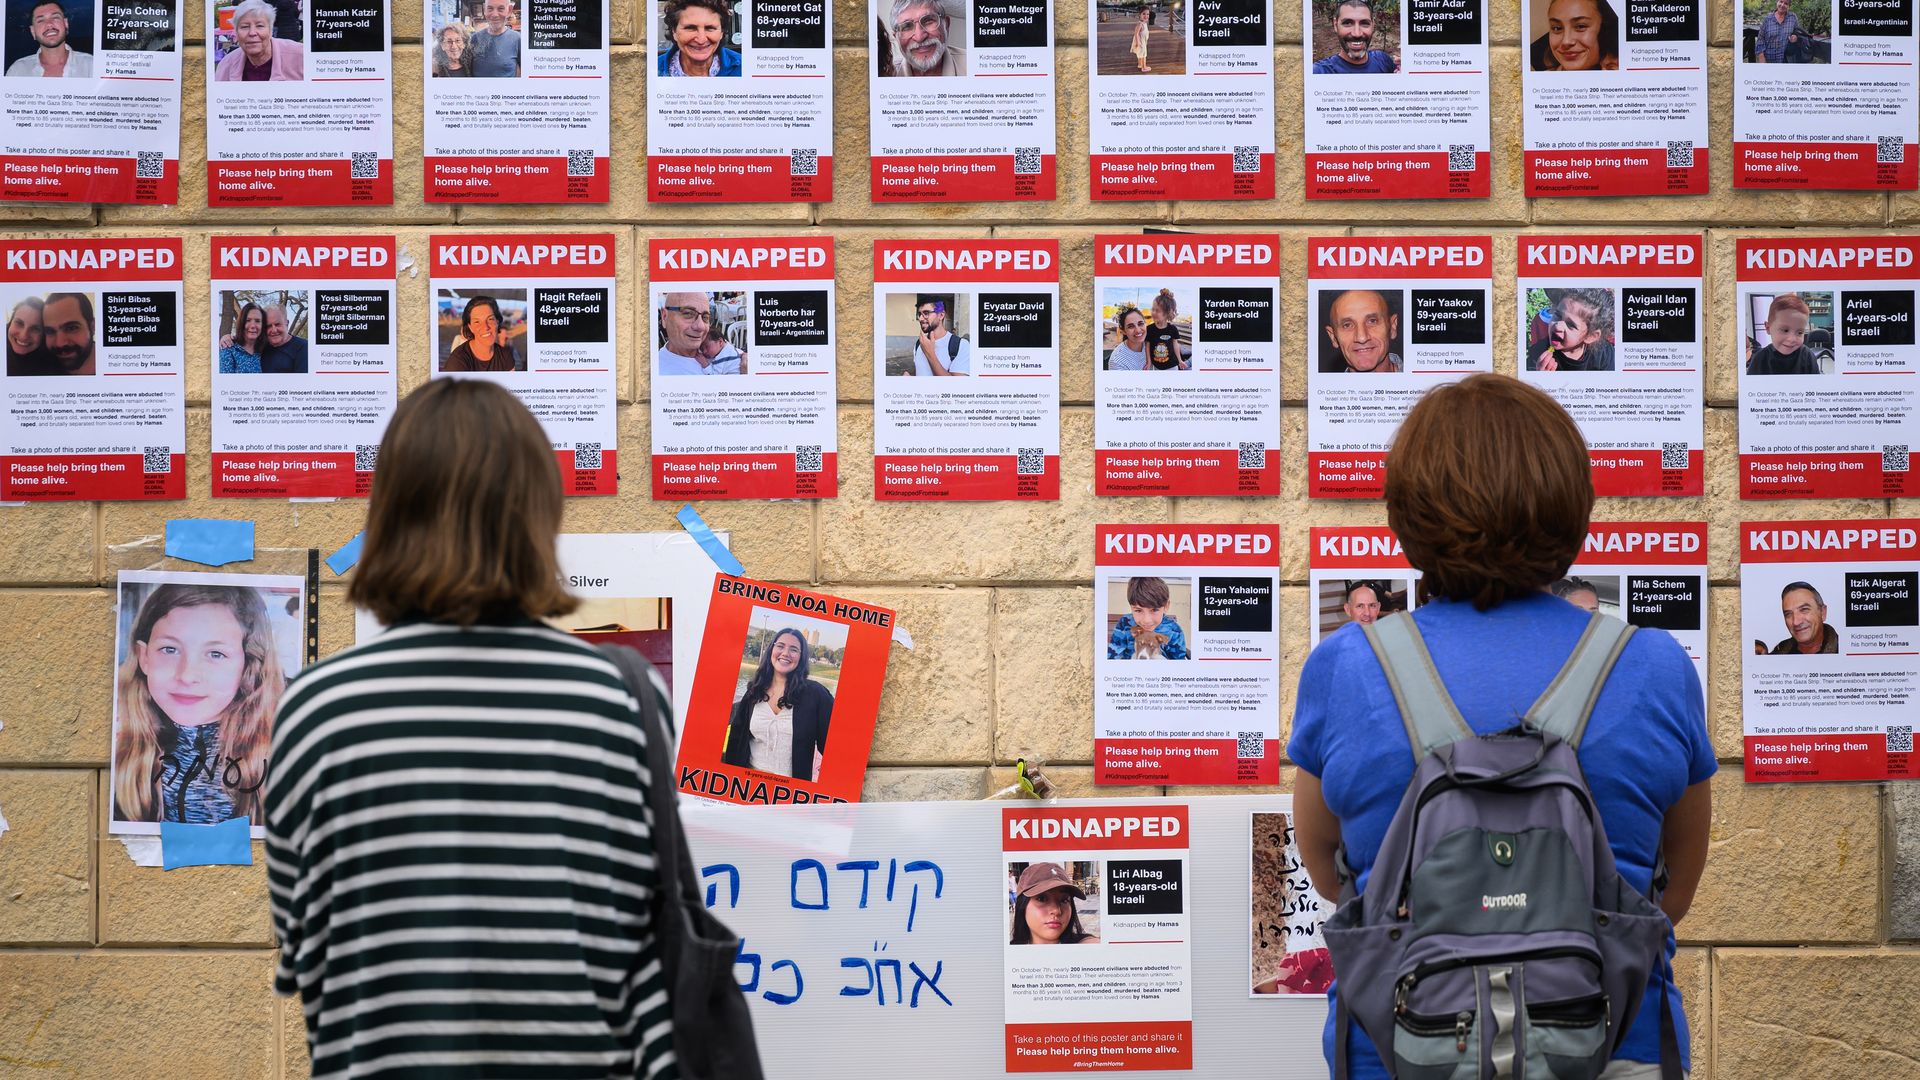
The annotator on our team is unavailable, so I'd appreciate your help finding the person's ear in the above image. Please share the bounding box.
[1388,313,1400,340]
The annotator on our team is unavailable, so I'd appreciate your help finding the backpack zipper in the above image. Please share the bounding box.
[1394,946,1602,1021]
[1394,772,1599,917]
[1525,992,1607,1028]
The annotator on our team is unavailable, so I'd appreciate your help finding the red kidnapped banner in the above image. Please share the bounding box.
[211,236,393,280]
[1310,525,1410,570]
[1525,148,1708,197]
[1094,234,1279,276]
[1095,524,1278,568]
[1583,522,1706,564]
[0,237,181,283]
[1307,152,1489,200]
[651,154,830,202]
[874,239,1057,283]
[2,155,177,205]
[430,234,616,277]
[650,237,835,282]
[426,155,610,203]
[1092,152,1273,201]
[1736,237,1920,282]
[654,452,838,500]
[876,454,1057,500]
[208,158,392,207]
[1518,234,1703,276]
[1736,141,1918,190]
[872,153,1055,202]
[1308,237,1493,280]
[1741,453,1915,500]
[1095,449,1278,497]
[1740,519,1920,563]
[1003,804,1189,852]
[3,453,182,501]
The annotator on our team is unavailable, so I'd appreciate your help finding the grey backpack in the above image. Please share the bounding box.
[1321,611,1679,1080]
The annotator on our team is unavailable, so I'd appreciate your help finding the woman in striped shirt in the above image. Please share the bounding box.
[266,379,678,1080]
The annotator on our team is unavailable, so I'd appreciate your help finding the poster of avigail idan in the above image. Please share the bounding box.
[675,576,895,806]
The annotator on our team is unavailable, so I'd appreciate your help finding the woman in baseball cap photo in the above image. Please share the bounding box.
[1009,862,1101,945]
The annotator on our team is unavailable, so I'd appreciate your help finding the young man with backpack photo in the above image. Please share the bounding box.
[911,294,971,375]
[1289,374,1713,1080]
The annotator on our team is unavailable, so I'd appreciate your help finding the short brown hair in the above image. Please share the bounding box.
[348,379,576,626]
[1127,576,1171,609]
[1766,292,1809,325]
[1385,374,1592,610]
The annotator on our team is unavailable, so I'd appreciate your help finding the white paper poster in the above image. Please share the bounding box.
[1306,526,1418,646]
[1568,522,1708,704]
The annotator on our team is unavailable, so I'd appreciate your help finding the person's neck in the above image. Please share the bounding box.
[470,336,494,359]
[768,674,787,702]
[487,24,507,35]
[1557,345,1586,360]
[682,52,713,75]
[1796,634,1823,654]
[928,324,949,340]
[39,43,67,64]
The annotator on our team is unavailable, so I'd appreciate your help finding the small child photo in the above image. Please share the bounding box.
[1105,575,1190,659]
[1744,290,1832,375]
[1524,287,1616,372]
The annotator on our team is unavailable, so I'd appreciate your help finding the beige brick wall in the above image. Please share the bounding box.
[0,25,1916,1080]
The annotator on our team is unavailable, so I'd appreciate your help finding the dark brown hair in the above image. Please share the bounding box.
[1126,576,1171,609]
[1386,374,1592,610]
[348,379,576,626]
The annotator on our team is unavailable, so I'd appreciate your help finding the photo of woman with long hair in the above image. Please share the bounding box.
[219,301,267,374]
[1008,862,1101,945]
[720,623,835,780]
[110,576,301,832]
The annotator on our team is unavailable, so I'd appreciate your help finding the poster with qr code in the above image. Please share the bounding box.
[203,0,393,206]
[429,233,618,496]
[0,238,184,500]
[1521,0,1707,195]
[1735,237,1920,499]
[1305,236,1492,498]
[1092,525,1280,786]
[1307,527,1420,646]
[648,0,828,202]
[1092,235,1280,496]
[1087,0,1273,199]
[1002,804,1193,1069]
[0,0,183,203]
[1567,523,1709,707]
[1741,519,1920,782]
[867,0,1055,201]
[1734,0,1917,189]
[649,237,837,499]
[207,237,395,498]
[871,239,1059,500]
[424,0,609,203]
[1300,0,1490,198]
[1516,235,1704,496]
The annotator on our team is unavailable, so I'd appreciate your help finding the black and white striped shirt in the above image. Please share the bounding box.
[266,620,678,1080]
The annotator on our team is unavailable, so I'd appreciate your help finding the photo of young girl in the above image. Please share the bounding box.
[109,570,308,837]
[1007,861,1102,944]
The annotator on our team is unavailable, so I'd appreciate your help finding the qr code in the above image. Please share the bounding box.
[135,151,164,179]
[1666,141,1694,169]
[790,148,818,177]
[1232,146,1259,174]
[1447,144,1475,172]
[795,444,823,473]
[354,444,378,472]
[1879,136,1905,164]
[1885,445,1910,473]
[1238,441,1265,470]
[574,442,602,470]
[1662,442,1689,470]
[350,151,378,179]
[1014,146,1042,175]
[1890,725,1914,753]
[142,446,170,474]
[568,149,596,177]
[1016,447,1045,475]
[1236,731,1264,759]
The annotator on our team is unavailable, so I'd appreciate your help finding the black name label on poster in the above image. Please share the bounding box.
[103,0,176,52]
[1839,289,1915,346]
[1626,575,1701,631]
[1847,571,1918,626]
[102,291,177,348]
[1107,860,1184,915]
[309,0,385,52]
[1625,0,1699,40]
[973,0,1048,48]
[1839,0,1913,36]
[977,292,1053,348]
[755,290,830,345]
[1410,289,1485,344]
[534,287,609,343]
[1193,0,1266,47]
[1197,576,1273,632]
[1406,0,1481,46]
[314,290,390,345]
[1199,287,1273,342]
[531,0,604,50]
[1621,287,1695,343]
[753,0,825,48]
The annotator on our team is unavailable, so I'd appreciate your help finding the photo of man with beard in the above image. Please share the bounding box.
[1312,0,1398,74]
[9,292,96,376]
[881,0,965,75]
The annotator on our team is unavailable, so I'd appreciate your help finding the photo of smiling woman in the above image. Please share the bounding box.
[1008,861,1102,945]
[109,571,308,835]
[658,0,741,76]
[1529,0,1619,71]
[720,621,837,781]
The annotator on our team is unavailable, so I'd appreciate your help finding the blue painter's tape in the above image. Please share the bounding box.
[164,519,255,567]
[160,816,253,870]
[676,504,744,576]
[326,531,365,576]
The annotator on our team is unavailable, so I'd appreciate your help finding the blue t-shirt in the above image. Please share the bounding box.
[466,27,521,77]
[1287,591,1714,1077]
[1312,49,1395,73]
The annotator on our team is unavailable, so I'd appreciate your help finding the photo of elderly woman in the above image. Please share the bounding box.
[1744,0,1827,63]
[213,0,305,81]
[431,22,471,76]
[1007,861,1102,944]
[1528,0,1618,71]
[657,0,740,76]
[719,608,840,781]
[109,571,308,836]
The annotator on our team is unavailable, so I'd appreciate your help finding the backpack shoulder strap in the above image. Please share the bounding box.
[1360,611,1473,762]
[1525,612,1637,748]
[947,332,961,361]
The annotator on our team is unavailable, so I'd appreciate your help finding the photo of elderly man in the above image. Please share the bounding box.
[6,0,92,77]
[468,0,522,77]
[657,291,747,375]
[881,0,964,75]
